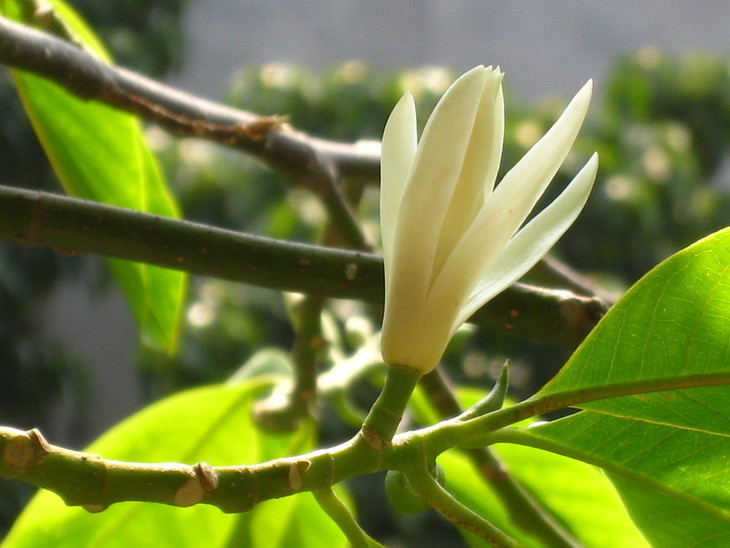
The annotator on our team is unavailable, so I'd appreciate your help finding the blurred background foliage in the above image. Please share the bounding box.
[1,2,730,542]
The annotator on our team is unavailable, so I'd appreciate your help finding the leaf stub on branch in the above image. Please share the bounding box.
[1,428,49,471]
[172,462,220,507]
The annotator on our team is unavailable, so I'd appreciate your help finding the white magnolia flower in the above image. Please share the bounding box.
[380,65,598,373]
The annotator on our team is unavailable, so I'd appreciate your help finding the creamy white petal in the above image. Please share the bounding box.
[432,68,505,280]
[483,82,505,197]
[381,300,456,371]
[379,66,597,374]
[452,153,599,330]
[380,92,417,275]
[426,80,594,309]
[381,68,488,370]
[480,80,593,245]
[389,66,487,300]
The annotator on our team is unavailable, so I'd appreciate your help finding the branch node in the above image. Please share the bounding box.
[239,115,289,141]
[194,461,220,494]
[359,425,385,452]
[173,461,219,507]
[27,428,51,456]
[2,428,49,472]
[287,459,312,491]
[81,503,108,514]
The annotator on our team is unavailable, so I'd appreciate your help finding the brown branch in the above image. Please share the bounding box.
[0,15,372,250]
[0,17,608,348]
[0,16,380,181]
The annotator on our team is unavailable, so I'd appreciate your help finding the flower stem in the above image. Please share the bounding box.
[406,466,520,548]
[311,489,384,548]
[360,365,421,444]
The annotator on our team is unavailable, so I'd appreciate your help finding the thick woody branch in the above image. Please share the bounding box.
[4,372,730,513]
[0,16,601,299]
[0,427,379,513]
[0,186,607,349]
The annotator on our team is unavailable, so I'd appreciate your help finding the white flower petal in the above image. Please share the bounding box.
[426,80,594,308]
[432,68,505,279]
[481,80,593,244]
[483,82,505,197]
[390,66,487,296]
[453,153,599,329]
[381,67,490,372]
[380,92,417,273]
[378,65,597,375]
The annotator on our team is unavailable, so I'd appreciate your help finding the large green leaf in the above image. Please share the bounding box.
[1,0,186,353]
[496,228,730,545]
[3,377,347,547]
[520,412,730,547]
[537,228,730,418]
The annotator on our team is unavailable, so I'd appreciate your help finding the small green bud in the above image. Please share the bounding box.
[458,361,509,421]
[385,463,446,514]
[385,470,429,513]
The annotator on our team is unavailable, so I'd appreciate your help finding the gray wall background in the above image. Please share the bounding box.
[171,1,730,102]
[42,1,730,442]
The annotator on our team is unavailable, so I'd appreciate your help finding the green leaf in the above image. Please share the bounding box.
[4,378,347,547]
[537,227,730,414]
[2,0,186,354]
[523,411,730,546]
[237,491,349,547]
[494,228,730,545]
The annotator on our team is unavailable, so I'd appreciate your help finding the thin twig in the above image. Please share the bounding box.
[405,463,520,547]
[255,176,370,428]
[312,489,385,548]
[528,255,615,303]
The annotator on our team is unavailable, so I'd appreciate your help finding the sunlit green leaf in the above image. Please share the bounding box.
[609,472,730,547]
[524,412,730,547]
[3,378,347,547]
[1,0,186,353]
[507,227,730,544]
[538,228,730,420]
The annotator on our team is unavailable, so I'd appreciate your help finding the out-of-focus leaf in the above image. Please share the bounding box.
[239,491,349,548]
[442,444,647,548]
[0,0,186,353]
[3,377,347,547]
